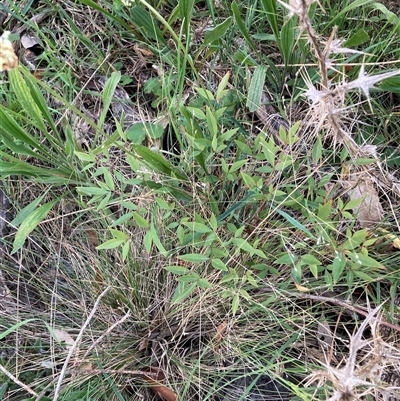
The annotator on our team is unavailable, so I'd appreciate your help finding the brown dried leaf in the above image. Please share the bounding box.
[215,321,227,343]
[144,367,177,401]
[138,336,148,351]
[52,329,75,351]
[20,33,39,49]
[85,228,99,247]
[214,321,227,354]
[294,282,311,292]
[341,173,384,228]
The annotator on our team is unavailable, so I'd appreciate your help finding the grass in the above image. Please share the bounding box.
[1,0,400,400]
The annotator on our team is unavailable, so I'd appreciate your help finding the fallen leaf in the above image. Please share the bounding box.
[341,171,384,228]
[214,321,227,354]
[52,328,75,351]
[144,367,177,401]
[85,228,99,246]
[21,33,39,49]
[138,336,148,351]
[294,282,311,292]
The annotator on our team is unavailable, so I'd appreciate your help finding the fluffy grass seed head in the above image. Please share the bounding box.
[0,31,18,72]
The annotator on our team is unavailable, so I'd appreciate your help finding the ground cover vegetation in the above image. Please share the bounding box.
[0,0,400,400]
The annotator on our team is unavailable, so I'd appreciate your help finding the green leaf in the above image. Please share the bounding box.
[312,135,322,163]
[144,230,153,254]
[301,254,322,265]
[99,71,121,129]
[241,172,257,188]
[353,270,374,281]
[354,158,378,165]
[150,222,167,256]
[232,293,240,315]
[229,159,248,173]
[132,144,187,180]
[343,197,364,211]
[178,253,209,263]
[197,278,212,288]
[260,0,279,41]
[195,87,215,101]
[127,122,165,142]
[171,282,197,303]
[341,229,367,250]
[331,251,347,283]
[349,252,384,269]
[0,318,36,340]
[275,253,297,264]
[231,1,258,52]
[12,199,58,254]
[211,259,228,271]
[132,212,149,228]
[216,71,230,101]
[103,169,115,192]
[155,198,174,210]
[122,241,130,262]
[275,208,315,239]
[74,151,96,162]
[220,270,238,284]
[246,65,267,112]
[344,28,370,48]
[165,266,191,275]
[232,238,257,256]
[0,108,48,159]
[280,16,296,66]
[185,106,207,120]
[177,273,200,282]
[96,238,126,250]
[181,222,212,233]
[262,137,277,166]
[206,106,218,139]
[317,201,332,221]
[371,2,399,27]
[11,194,46,227]
[179,0,195,37]
[378,76,400,93]
[310,264,319,279]
[130,4,167,45]
[8,68,46,132]
[126,125,146,143]
[76,186,110,196]
[291,262,302,283]
[109,229,128,241]
[204,17,232,45]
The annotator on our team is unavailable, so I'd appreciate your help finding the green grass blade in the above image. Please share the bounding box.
[203,17,232,45]
[231,1,258,53]
[8,68,47,133]
[12,199,59,254]
[130,4,167,45]
[0,319,36,340]
[179,0,195,38]
[132,144,187,180]
[260,0,280,41]
[246,65,267,112]
[98,71,121,131]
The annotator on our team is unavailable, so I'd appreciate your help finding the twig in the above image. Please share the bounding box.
[292,292,400,334]
[69,368,160,378]
[0,364,38,397]
[53,286,110,400]
[82,310,131,359]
